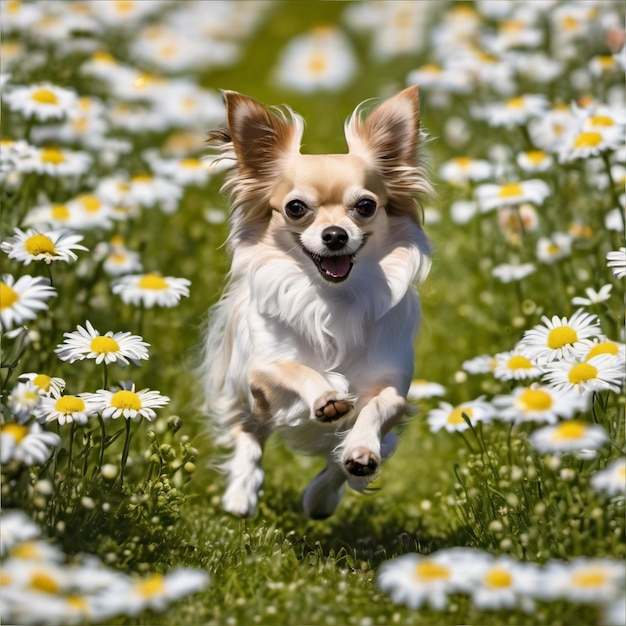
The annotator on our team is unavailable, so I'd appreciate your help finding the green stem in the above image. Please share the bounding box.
[119,418,133,488]
[97,416,107,469]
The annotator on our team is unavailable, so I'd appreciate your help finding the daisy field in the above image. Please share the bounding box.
[0,1,624,625]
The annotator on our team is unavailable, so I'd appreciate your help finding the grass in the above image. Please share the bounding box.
[1,1,624,625]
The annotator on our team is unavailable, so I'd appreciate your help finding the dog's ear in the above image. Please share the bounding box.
[345,86,420,167]
[218,91,303,178]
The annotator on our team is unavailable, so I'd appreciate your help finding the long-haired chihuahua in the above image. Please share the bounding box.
[202,86,432,518]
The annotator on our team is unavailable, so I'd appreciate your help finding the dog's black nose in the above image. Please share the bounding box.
[321,226,349,250]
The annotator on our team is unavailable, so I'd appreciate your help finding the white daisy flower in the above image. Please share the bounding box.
[462,354,496,375]
[605,207,625,232]
[64,194,119,230]
[543,354,624,394]
[1,228,87,265]
[88,0,163,27]
[516,150,553,173]
[89,384,169,422]
[571,284,613,307]
[9,539,65,563]
[126,174,182,214]
[407,63,472,96]
[539,558,625,604]
[476,179,550,212]
[529,420,609,454]
[3,83,78,121]
[590,458,626,497]
[17,372,66,397]
[519,309,601,363]
[536,231,573,265]
[0,0,42,32]
[0,421,61,466]
[528,103,577,152]
[498,205,539,240]
[439,156,493,185]
[15,145,92,177]
[112,273,190,308]
[493,349,542,381]
[23,202,76,229]
[558,124,623,162]
[606,247,626,279]
[0,274,56,330]
[493,384,589,424]
[407,380,446,401]
[426,398,496,433]
[7,380,42,423]
[491,262,536,283]
[450,200,480,224]
[148,156,215,187]
[480,94,549,128]
[274,27,357,93]
[576,338,626,364]
[55,321,150,366]
[36,392,99,426]
[102,243,143,276]
[0,510,41,556]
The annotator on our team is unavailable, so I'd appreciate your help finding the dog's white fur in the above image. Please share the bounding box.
[202,87,432,518]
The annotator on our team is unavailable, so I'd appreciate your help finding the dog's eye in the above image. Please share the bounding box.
[355,198,377,218]
[285,199,308,220]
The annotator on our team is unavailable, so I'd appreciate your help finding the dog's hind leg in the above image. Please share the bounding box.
[221,424,270,518]
[302,463,346,519]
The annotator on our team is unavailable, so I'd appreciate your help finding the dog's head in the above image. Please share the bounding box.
[209,87,431,284]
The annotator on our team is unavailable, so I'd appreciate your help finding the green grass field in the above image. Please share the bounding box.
[1,1,624,625]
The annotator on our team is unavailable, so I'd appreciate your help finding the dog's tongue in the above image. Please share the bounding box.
[320,255,352,278]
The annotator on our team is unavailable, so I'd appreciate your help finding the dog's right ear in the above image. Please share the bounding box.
[212,91,303,180]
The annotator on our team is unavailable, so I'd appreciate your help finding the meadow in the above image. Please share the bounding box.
[0,1,625,625]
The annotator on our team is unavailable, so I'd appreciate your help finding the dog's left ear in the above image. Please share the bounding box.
[345,86,420,168]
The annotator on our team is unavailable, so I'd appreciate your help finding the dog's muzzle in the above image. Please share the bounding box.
[303,226,361,283]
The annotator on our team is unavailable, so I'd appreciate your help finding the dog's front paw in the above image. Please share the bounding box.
[343,447,380,478]
[314,392,353,422]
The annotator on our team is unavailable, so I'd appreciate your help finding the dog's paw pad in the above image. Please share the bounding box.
[344,447,380,477]
[314,394,352,422]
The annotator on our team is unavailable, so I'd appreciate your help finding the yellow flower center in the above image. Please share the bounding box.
[40,148,66,164]
[485,568,513,588]
[55,395,85,414]
[507,355,533,370]
[506,97,525,109]
[419,63,442,74]
[1,282,19,309]
[110,390,142,411]
[587,115,615,127]
[90,336,120,354]
[452,157,473,170]
[526,150,547,164]
[448,407,473,425]
[25,233,57,257]
[30,571,59,594]
[31,89,59,105]
[572,569,607,588]
[308,53,328,76]
[415,560,450,581]
[11,541,40,559]
[551,421,587,441]
[51,204,70,221]
[138,274,168,290]
[137,574,165,597]
[596,56,616,69]
[1,423,29,442]
[586,342,618,361]
[66,595,89,611]
[180,158,201,169]
[518,388,553,411]
[574,131,602,148]
[547,326,578,350]
[497,182,523,198]
[568,362,598,385]
[131,174,153,183]
[92,50,115,64]
[78,195,102,213]
[32,374,52,391]
[115,0,134,13]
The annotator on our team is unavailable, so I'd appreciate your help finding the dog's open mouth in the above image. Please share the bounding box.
[304,250,354,283]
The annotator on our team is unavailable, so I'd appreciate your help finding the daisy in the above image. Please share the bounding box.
[101,241,143,276]
[462,354,496,374]
[590,458,626,497]
[480,94,549,128]
[493,349,542,381]
[126,174,183,214]
[519,309,601,363]
[558,124,623,162]
[543,354,624,394]
[0,421,61,466]
[154,83,225,130]
[605,207,625,232]
[93,567,209,617]
[539,558,625,604]
[493,384,589,424]
[55,321,150,366]
[1,228,87,265]
[148,156,215,187]
[23,202,76,229]
[7,380,42,423]
[0,510,41,556]
[65,194,119,230]
[528,103,576,152]
[536,232,573,264]
[88,0,163,27]
[36,392,99,426]
[112,273,190,308]
[0,0,42,32]
[407,380,446,401]
[476,179,550,212]
[0,274,56,330]
[571,284,613,307]
[18,372,66,397]
[426,398,495,433]
[274,27,357,93]
[577,338,626,364]
[3,83,78,121]
[439,156,493,185]
[497,205,539,241]
[15,145,92,177]
[90,384,169,422]
[516,150,553,173]
[491,262,536,283]
[529,420,609,454]
[606,247,626,279]
[406,63,472,96]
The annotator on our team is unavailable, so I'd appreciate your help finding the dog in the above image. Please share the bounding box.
[202,86,432,518]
